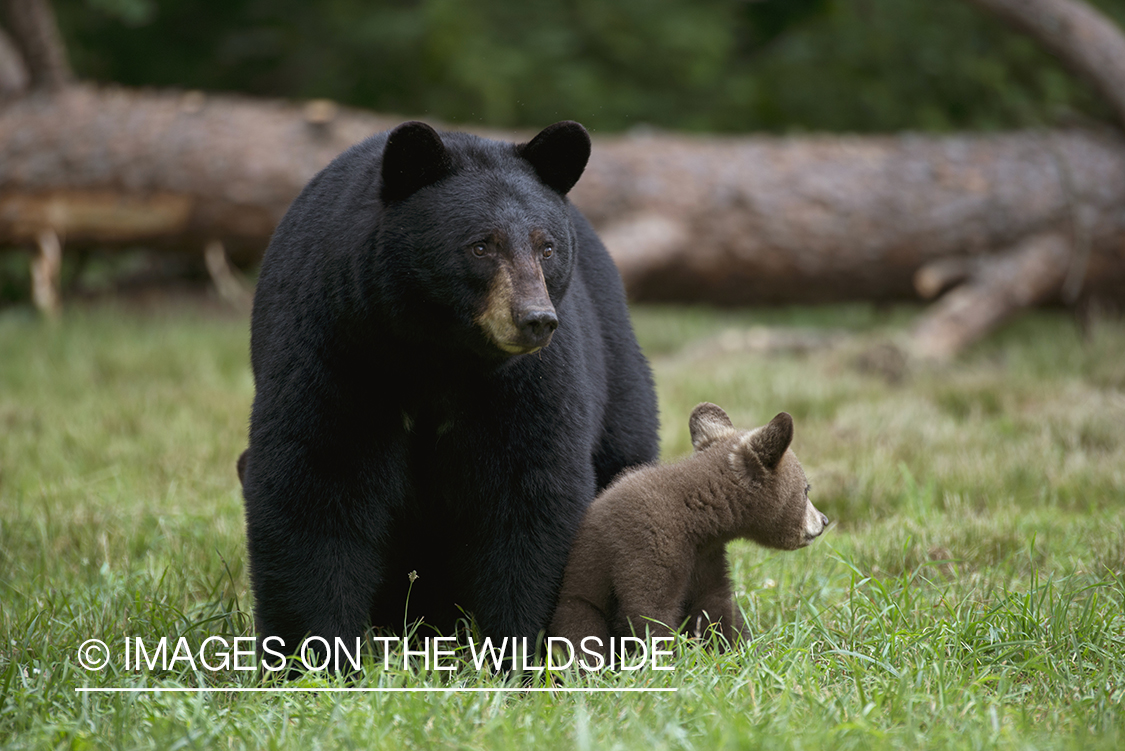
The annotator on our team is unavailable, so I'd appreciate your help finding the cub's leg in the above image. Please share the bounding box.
[613,564,690,643]
[682,546,742,647]
[550,534,616,661]
[550,595,612,662]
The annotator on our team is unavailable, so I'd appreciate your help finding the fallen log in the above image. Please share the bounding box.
[905,0,1125,359]
[3,86,1124,305]
[575,128,1125,308]
[0,85,404,261]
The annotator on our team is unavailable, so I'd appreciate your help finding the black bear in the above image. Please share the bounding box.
[550,404,828,658]
[240,121,659,662]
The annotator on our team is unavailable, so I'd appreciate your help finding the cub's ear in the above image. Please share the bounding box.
[689,402,735,451]
[381,121,453,203]
[517,121,591,195]
[748,412,794,470]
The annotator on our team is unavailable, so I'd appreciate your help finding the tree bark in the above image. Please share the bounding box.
[29,225,59,315]
[0,25,28,96]
[0,0,70,90]
[965,0,1125,128]
[574,128,1125,305]
[911,233,1072,360]
[0,85,403,262]
[905,0,1125,357]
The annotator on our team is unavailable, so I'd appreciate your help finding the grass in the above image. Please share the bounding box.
[1,299,1123,749]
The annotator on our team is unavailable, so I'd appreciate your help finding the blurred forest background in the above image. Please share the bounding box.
[3,0,1125,358]
[51,0,1125,133]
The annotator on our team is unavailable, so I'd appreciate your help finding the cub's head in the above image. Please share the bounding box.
[376,121,591,360]
[689,403,829,550]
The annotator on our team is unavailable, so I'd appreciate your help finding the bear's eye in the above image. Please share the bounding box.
[542,244,553,259]
[471,243,488,257]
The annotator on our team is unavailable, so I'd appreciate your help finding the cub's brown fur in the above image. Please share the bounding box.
[549,403,828,656]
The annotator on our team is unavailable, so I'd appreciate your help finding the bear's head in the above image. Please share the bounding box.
[375,121,592,360]
[689,403,829,550]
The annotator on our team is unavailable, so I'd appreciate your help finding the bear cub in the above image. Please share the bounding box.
[549,403,828,656]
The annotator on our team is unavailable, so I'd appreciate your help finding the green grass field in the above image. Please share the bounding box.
[1,300,1123,749]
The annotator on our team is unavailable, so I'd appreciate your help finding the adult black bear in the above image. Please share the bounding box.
[240,121,659,661]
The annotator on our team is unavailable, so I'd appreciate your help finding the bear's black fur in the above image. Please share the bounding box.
[240,121,659,660]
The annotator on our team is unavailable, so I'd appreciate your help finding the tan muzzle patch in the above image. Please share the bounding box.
[803,499,828,544]
[476,268,525,353]
[475,264,557,354]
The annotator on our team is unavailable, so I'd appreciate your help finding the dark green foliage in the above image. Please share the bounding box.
[0,251,31,305]
[52,0,1125,133]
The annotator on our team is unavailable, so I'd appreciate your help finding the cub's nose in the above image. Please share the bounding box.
[803,501,829,544]
[517,308,559,348]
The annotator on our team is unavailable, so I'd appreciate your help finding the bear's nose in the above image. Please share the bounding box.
[820,512,829,527]
[517,308,559,345]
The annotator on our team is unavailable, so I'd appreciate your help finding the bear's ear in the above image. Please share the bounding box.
[517,121,591,195]
[747,412,794,471]
[381,121,453,203]
[689,402,735,452]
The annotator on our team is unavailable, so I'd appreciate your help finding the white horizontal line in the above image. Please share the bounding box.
[76,687,677,693]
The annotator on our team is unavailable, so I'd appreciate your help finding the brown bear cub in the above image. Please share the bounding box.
[549,403,828,657]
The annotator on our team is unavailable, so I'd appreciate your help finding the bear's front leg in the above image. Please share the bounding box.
[249,524,387,671]
[242,444,405,673]
[457,495,589,645]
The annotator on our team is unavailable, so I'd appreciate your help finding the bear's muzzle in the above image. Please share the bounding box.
[802,500,829,545]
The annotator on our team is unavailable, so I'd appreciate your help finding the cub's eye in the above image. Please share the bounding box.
[471,243,488,257]
[542,244,554,259]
